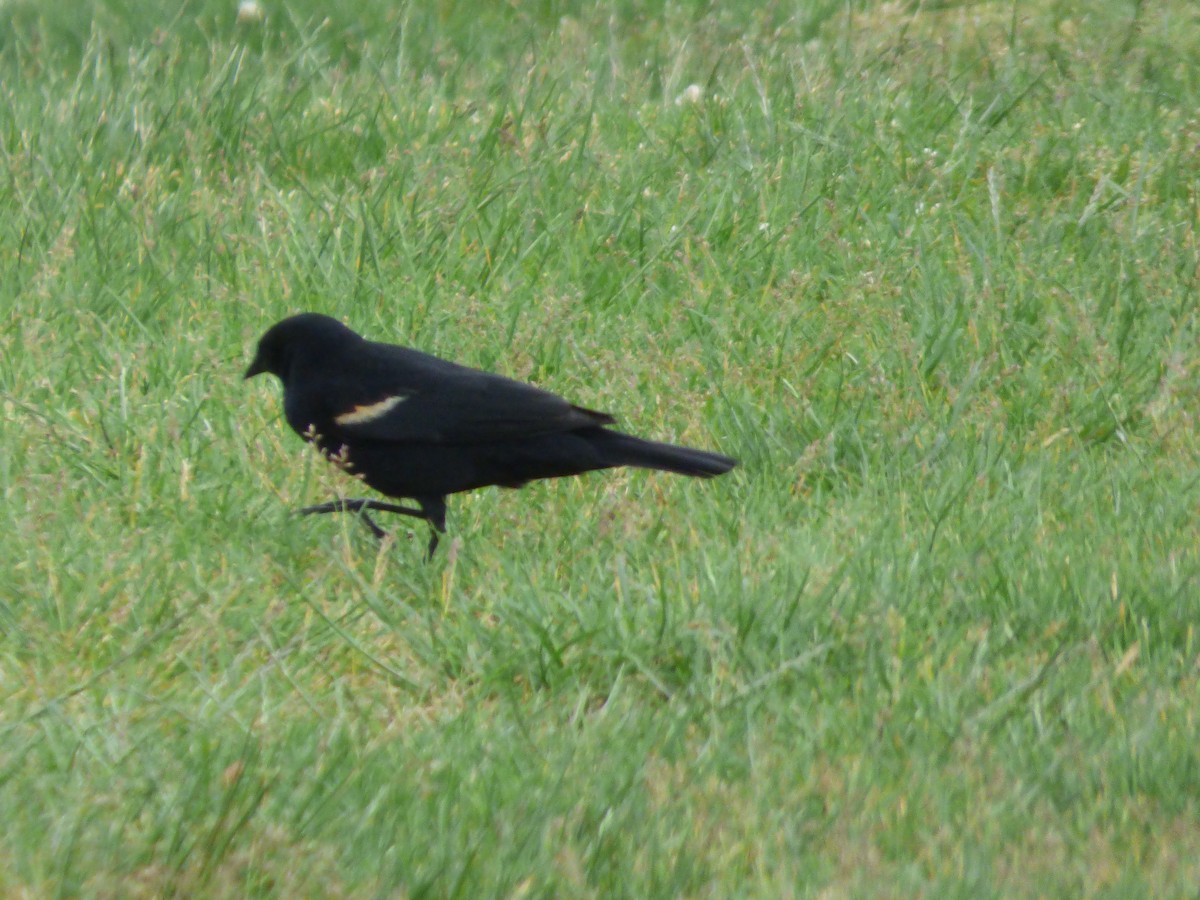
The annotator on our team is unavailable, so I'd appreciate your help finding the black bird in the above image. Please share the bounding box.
[245,313,737,555]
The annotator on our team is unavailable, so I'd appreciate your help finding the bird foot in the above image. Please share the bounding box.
[299,498,443,557]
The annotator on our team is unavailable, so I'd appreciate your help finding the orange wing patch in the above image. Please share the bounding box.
[334,394,409,425]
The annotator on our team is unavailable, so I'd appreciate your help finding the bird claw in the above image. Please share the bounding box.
[298,498,444,557]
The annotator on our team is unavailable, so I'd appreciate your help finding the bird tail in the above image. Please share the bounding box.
[596,431,738,478]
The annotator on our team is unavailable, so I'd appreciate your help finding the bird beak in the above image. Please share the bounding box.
[244,354,266,380]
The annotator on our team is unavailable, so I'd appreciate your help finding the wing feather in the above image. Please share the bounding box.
[325,344,614,444]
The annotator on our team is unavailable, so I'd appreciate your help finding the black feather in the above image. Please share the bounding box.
[246,313,737,555]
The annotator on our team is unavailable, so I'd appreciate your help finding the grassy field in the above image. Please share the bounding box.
[2,0,1199,894]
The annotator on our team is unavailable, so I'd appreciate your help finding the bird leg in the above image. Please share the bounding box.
[299,497,449,559]
[417,497,448,560]
[356,510,389,540]
[299,498,428,519]
[299,498,428,542]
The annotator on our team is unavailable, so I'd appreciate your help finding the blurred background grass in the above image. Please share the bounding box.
[1,0,1198,894]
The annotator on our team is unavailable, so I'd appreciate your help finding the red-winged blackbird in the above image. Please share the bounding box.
[245,313,737,555]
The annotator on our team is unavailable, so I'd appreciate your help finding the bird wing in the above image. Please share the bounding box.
[327,357,615,445]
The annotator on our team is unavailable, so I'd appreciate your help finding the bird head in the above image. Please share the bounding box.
[245,313,360,381]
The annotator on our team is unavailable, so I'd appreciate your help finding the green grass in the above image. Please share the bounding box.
[2,0,1199,894]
